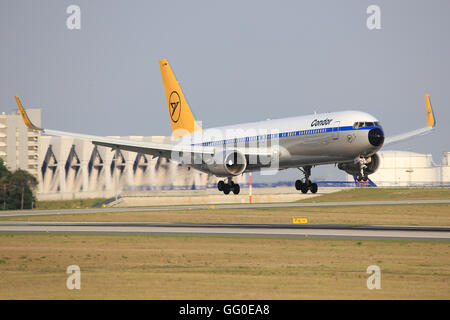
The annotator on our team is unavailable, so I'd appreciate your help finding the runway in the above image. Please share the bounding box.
[0,221,449,241]
[0,199,449,217]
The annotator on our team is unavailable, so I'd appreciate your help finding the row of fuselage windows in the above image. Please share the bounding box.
[197,128,330,147]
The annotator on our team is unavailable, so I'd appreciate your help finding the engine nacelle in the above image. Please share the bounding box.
[338,153,380,176]
[204,150,247,177]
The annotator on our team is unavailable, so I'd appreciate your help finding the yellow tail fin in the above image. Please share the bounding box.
[159,59,202,139]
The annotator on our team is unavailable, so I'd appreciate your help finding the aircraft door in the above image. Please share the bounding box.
[332,121,340,140]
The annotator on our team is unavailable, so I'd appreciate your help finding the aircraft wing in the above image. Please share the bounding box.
[15,95,218,159]
[383,94,436,146]
[14,96,273,160]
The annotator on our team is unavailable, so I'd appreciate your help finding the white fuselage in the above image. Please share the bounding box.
[179,110,384,174]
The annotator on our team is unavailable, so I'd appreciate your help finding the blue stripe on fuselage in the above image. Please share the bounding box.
[191,126,382,146]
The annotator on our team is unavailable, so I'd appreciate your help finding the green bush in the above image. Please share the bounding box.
[0,158,37,210]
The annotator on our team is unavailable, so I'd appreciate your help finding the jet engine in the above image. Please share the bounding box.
[337,153,380,177]
[204,150,247,177]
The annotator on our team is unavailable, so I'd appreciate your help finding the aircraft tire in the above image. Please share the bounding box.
[218,181,225,191]
[310,183,318,194]
[223,184,231,195]
[295,180,303,190]
[300,185,309,194]
[232,184,240,195]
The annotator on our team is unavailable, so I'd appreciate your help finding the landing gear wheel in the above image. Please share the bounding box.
[362,176,368,182]
[221,178,239,195]
[300,185,309,194]
[223,184,231,195]
[297,166,316,194]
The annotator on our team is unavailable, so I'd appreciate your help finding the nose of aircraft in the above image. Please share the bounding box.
[368,128,384,147]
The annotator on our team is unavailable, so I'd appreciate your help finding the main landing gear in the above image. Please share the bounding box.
[218,177,240,195]
[295,166,318,194]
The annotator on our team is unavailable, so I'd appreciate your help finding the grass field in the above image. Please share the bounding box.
[3,204,449,226]
[300,187,450,203]
[0,233,448,299]
[1,188,448,299]
[36,198,107,210]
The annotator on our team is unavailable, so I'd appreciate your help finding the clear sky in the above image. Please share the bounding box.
[1,0,449,182]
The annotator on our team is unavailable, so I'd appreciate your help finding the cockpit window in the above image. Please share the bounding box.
[353,121,381,129]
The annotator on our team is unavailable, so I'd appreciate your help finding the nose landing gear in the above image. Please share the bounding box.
[295,166,318,194]
[356,157,369,182]
[218,178,240,195]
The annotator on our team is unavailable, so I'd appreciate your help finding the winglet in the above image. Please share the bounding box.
[425,93,436,128]
[14,95,43,131]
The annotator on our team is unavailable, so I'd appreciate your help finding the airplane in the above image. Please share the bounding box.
[15,59,436,195]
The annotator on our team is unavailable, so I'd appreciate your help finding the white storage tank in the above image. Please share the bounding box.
[441,152,450,184]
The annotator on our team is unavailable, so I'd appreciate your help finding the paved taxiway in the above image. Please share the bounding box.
[0,221,449,241]
[0,199,449,217]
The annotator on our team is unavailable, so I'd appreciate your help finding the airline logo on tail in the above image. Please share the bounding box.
[169,91,181,123]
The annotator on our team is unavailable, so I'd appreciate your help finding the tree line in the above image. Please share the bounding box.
[0,158,38,210]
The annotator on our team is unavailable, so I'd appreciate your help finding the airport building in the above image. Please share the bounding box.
[0,109,448,200]
[37,134,226,200]
[0,109,41,178]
